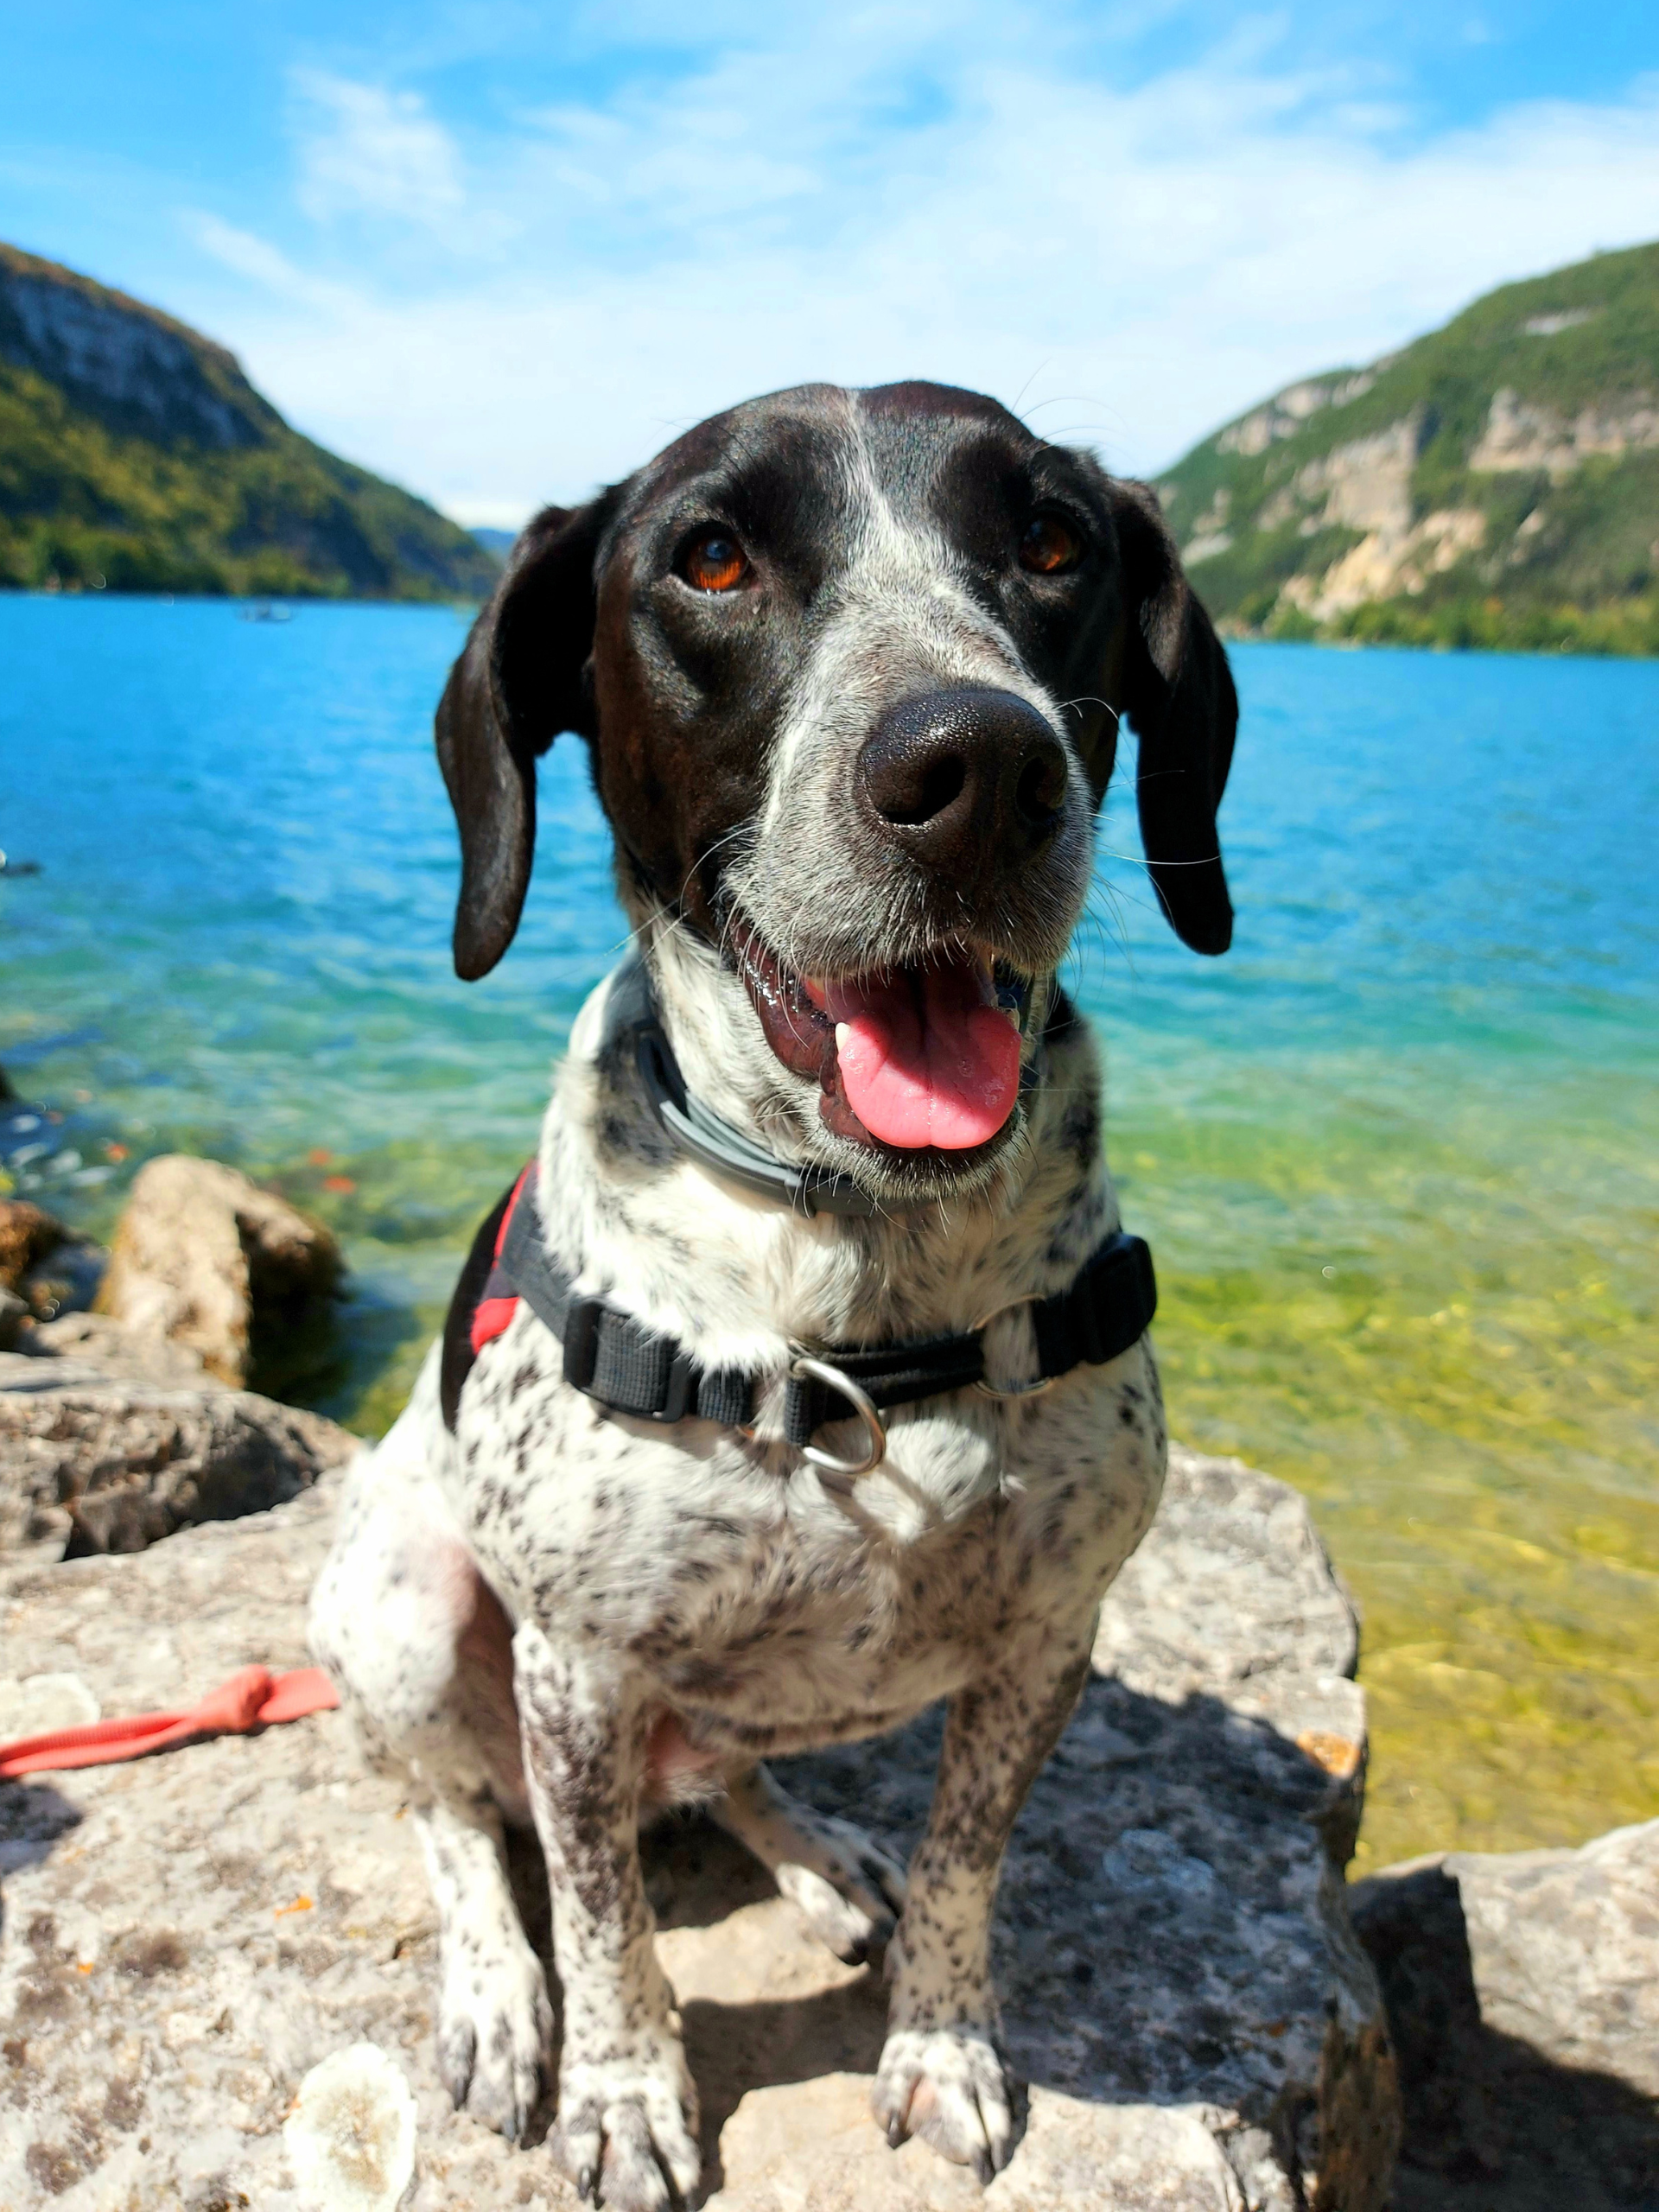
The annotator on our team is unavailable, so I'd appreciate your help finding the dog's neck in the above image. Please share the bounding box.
[535,911,1119,1363]
[641,911,1067,1201]
[641,915,868,1193]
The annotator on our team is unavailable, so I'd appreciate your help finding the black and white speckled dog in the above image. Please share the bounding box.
[310,380,1236,2209]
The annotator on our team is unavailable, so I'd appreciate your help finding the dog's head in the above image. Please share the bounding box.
[437,382,1236,1198]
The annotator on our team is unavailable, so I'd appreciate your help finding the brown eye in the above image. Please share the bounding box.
[680,530,749,592]
[1020,512,1081,575]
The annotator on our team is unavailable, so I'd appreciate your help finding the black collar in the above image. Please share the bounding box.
[609,951,1070,1221]
[608,953,880,1217]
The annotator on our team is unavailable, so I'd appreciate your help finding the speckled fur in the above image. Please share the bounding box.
[310,385,1209,2210]
[313,967,1166,2203]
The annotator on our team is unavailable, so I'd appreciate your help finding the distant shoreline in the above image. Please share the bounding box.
[1,585,486,611]
[6,584,1655,659]
[1216,602,1659,660]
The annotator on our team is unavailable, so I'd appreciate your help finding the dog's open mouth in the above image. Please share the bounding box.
[730,917,1027,1154]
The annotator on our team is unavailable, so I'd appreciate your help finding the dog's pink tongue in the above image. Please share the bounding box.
[825,963,1020,1150]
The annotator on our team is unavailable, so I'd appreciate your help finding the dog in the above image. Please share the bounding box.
[310,379,1236,2211]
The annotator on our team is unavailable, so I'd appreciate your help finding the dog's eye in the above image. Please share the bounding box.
[1019,513,1081,575]
[679,530,750,593]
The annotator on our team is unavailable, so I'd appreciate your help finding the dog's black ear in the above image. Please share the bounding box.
[1109,480,1237,956]
[435,492,620,980]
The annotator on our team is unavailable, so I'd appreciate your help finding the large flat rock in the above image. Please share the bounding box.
[1351,1825,1659,2211]
[0,1318,358,1554]
[0,1446,1397,2209]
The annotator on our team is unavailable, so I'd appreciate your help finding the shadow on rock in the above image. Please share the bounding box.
[1354,1861,1659,2212]
[0,1779,82,1938]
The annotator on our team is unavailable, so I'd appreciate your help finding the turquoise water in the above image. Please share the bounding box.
[3,595,1656,1864]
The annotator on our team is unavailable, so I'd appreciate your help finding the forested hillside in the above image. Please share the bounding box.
[0,244,498,600]
[1158,242,1659,654]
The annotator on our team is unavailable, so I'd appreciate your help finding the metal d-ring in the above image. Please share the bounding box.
[789,1355,888,1478]
[971,1294,1058,1402]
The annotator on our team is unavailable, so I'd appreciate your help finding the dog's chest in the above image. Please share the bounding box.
[450,1306,1163,1741]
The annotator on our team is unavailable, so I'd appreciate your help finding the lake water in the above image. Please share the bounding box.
[3,594,1656,1869]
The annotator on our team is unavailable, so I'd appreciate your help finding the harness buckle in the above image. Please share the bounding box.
[970,1294,1058,1402]
[787,1354,887,1480]
[564,1294,699,1424]
[647,1349,698,1426]
[562,1294,603,1393]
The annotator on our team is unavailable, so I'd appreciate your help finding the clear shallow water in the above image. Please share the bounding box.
[3,596,1656,1866]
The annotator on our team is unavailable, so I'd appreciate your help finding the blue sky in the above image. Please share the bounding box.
[3,3,1656,523]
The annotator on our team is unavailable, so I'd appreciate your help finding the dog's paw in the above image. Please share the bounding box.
[558,2037,701,2210]
[775,1816,908,1964]
[435,1932,553,2141]
[871,2024,1016,2184]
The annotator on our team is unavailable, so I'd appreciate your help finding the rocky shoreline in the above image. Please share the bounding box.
[1,1156,352,1557]
[1,1157,1654,2208]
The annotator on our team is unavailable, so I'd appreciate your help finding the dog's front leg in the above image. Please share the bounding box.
[874,1616,1096,2183]
[513,1622,700,2211]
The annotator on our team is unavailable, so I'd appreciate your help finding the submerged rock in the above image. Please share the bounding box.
[96,1153,341,1389]
[0,1446,1399,2208]
[0,1199,62,1292]
[0,1196,105,1325]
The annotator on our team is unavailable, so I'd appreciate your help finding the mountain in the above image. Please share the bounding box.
[1156,241,1659,655]
[0,243,499,600]
[470,526,518,560]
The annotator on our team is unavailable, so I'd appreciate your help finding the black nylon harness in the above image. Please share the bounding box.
[438,961,1157,1462]
[442,1160,1156,1459]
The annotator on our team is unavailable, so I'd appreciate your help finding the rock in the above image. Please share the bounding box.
[0,1199,62,1293]
[1091,1446,1370,1867]
[10,1308,213,1383]
[0,1196,105,1325]
[0,1447,1399,2209]
[284,2043,420,2212]
[0,1343,359,1554]
[0,1671,99,1739]
[95,1154,341,1388]
[710,2073,1262,2210]
[1448,1823,1659,2095]
[1351,1827,1659,2209]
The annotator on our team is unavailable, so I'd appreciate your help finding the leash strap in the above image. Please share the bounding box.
[0,1665,339,1779]
[458,1162,1155,1447]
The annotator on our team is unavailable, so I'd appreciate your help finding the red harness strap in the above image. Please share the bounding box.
[0,1664,340,1779]
[468,1161,534,1355]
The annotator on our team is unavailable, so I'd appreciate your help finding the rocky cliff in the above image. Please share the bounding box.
[0,244,499,600]
[1157,241,1659,654]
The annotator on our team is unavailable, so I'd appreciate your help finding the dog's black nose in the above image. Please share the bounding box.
[855,687,1067,876]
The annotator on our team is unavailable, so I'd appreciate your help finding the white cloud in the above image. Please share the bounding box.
[185,213,356,315]
[181,29,1659,526]
[291,72,467,232]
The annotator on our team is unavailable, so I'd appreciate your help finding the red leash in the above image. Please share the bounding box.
[0,1665,340,1779]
